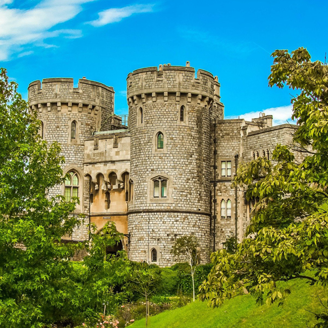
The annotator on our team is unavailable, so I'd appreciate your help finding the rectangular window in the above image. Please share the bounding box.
[65,187,71,202]
[227,161,232,177]
[221,161,226,177]
[154,180,159,198]
[161,180,167,198]
[72,187,78,198]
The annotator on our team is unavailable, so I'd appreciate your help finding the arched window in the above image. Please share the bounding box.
[253,152,256,160]
[180,106,185,122]
[65,171,79,201]
[139,107,143,124]
[227,200,232,219]
[263,150,266,157]
[157,132,164,149]
[151,248,157,262]
[153,177,167,198]
[221,200,226,219]
[71,121,77,140]
[109,172,117,186]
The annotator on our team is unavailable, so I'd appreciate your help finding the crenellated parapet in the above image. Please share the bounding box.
[126,63,221,107]
[28,77,115,131]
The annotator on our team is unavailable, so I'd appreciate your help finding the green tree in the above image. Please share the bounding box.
[199,48,328,326]
[171,236,200,302]
[0,68,129,327]
[128,262,162,327]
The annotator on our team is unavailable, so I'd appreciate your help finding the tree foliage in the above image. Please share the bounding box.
[171,236,200,302]
[0,68,130,327]
[199,48,328,326]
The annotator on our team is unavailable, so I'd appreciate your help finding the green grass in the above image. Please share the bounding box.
[130,278,326,328]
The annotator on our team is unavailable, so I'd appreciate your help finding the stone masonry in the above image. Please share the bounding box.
[27,62,298,266]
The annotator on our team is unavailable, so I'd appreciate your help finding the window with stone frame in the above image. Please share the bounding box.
[157,132,164,149]
[180,105,185,122]
[71,121,77,140]
[221,161,232,177]
[151,248,157,262]
[153,177,167,198]
[221,199,226,218]
[39,121,44,138]
[65,171,79,201]
[139,107,143,124]
[227,199,232,219]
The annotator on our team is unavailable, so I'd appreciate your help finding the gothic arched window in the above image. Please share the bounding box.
[71,121,77,140]
[180,106,185,122]
[65,171,79,201]
[151,248,157,262]
[157,132,164,149]
[227,199,232,219]
[221,200,226,219]
[153,177,167,198]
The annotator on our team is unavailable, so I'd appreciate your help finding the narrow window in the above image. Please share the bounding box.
[263,150,266,157]
[161,180,167,198]
[151,248,157,262]
[157,132,164,149]
[227,161,232,177]
[65,171,79,201]
[109,172,117,186]
[227,200,232,218]
[105,191,110,209]
[253,152,256,160]
[40,121,44,138]
[221,200,226,218]
[71,121,76,140]
[139,107,143,124]
[267,150,270,160]
[154,180,160,198]
[221,161,226,177]
[256,151,259,158]
[180,106,185,122]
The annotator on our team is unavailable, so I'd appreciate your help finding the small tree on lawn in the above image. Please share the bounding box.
[171,235,200,302]
[129,262,162,327]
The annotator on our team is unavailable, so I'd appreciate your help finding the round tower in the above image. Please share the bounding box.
[127,63,221,266]
[28,77,114,240]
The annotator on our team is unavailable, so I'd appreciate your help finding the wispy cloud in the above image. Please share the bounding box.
[0,1,156,61]
[227,105,294,126]
[178,28,269,56]
[0,0,94,60]
[89,4,154,27]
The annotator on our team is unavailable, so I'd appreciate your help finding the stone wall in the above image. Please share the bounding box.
[127,64,219,266]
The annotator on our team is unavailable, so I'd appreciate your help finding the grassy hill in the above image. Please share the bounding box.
[131,277,326,328]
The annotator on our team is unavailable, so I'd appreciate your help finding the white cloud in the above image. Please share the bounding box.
[228,105,294,126]
[0,1,156,60]
[89,4,154,27]
[0,0,94,60]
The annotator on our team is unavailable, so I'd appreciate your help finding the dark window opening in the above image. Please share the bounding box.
[157,132,164,149]
[151,248,157,262]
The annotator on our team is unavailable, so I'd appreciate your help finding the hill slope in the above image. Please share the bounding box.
[131,278,325,328]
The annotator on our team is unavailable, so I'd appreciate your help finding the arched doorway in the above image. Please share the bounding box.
[106,240,123,256]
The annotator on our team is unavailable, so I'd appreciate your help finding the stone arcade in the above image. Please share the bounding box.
[28,62,297,267]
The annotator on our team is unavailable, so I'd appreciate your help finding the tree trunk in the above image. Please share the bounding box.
[145,294,149,327]
[191,271,195,302]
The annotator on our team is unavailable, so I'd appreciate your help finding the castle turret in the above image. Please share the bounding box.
[127,63,223,266]
[28,77,114,240]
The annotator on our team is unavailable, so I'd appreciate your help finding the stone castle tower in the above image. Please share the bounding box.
[126,63,223,265]
[28,78,115,240]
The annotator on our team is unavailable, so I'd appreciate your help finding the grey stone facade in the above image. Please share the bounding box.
[28,63,298,267]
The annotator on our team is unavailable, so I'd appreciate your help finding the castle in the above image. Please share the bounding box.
[28,62,297,267]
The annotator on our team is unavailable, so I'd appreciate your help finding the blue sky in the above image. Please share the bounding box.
[1,0,327,124]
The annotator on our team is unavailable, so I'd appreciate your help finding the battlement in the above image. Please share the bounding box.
[126,62,221,101]
[28,77,114,109]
